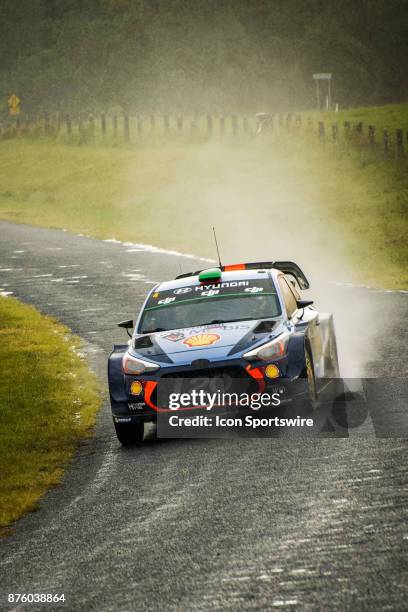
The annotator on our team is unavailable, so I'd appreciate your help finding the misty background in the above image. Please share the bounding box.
[1,0,407,115]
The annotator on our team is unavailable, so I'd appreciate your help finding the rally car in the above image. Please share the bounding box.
[108,261,340,445]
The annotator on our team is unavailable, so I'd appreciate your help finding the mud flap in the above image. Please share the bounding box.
[108,344,128,404]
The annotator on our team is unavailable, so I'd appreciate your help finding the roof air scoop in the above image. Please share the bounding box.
[198,268,222,284]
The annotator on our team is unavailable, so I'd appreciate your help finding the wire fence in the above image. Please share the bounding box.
[1,112,407,160]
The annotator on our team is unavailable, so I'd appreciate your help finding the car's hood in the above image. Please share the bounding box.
[132,320,285,364]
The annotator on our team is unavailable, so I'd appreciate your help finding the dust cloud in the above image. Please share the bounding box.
[122,136,384,377]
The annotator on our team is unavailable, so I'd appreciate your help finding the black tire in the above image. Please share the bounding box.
[290,345,317,417]
[114,421,144,446]
[302,345,317,414]
[305,345,317,403]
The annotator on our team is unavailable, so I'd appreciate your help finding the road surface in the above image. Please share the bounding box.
[0,221,407,611]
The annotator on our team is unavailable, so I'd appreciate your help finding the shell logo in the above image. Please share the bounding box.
[183,333,220,348]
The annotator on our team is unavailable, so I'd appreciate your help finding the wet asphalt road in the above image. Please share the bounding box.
[0,221,407,611]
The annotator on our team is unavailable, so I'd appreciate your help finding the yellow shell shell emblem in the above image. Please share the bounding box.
[183,333,220,347]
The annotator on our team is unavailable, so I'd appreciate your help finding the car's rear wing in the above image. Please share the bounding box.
[176,261,310,290]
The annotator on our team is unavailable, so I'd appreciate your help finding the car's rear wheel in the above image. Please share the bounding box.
[114,421,144,446]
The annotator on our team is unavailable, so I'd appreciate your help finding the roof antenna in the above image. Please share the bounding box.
[212,226,223,269]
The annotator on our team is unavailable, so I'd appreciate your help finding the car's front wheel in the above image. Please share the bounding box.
[305,346,317,403]
[114,421,144,446]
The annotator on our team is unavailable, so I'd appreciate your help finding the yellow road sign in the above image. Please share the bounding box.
[8,93,21,116]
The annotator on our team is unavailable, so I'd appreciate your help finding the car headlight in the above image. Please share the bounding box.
[122,352,160,375]
[243,332,289,362]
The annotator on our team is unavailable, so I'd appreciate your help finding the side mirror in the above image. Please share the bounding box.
[296,299,313,309]
[117,319,134,338]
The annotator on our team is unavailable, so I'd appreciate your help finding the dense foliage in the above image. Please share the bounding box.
[0,0,407,115]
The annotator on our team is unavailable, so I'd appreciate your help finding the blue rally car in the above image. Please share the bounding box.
[108,261,340,445]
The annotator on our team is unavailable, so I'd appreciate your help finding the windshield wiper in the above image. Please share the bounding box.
[201,317,272,325]
[143,318,279,334]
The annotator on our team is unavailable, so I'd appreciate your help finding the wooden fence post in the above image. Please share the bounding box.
[231,115,238,136]
[101,113,106,137]
[383,128,389,154]
[66,114,72,136]
[332,123,338,142]
[356,122,363,135]
[396,128,404,156]
[190,117,197,136]
[368,125,376,148]
[124,114,130,143]
[164,115,170,134]
[219,116,225,137]
[113,115,118,138]
[78,113,84,140]
[42,112,50,134]
[318,121,325,140]
[207,114,212,136]
[89,114,95,138]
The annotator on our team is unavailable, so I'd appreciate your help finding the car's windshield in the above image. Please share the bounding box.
[138,279,281,333]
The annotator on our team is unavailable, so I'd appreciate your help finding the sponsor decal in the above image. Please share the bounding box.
[174,287,192,295]
[186,323,250,334]
[194,281,249,292]
[163,332,185,342]
[183,333,221,348]
[145,279,277,311]
[245,286,264,293]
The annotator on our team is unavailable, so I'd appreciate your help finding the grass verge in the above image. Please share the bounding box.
[0,105,406,289]
[0,295,101,535]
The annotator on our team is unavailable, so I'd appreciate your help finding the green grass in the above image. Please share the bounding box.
[0,296,101,535]
[0,104,407,289]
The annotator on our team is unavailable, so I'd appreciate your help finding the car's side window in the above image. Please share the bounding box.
[278,276,298,318]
